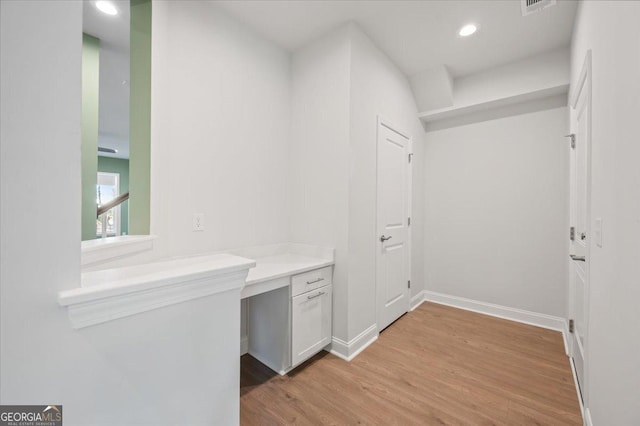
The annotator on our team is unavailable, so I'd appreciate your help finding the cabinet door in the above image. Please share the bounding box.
[291,285,332,367]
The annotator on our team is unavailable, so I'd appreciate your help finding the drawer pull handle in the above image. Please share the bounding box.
[306,278,324,285]
[307,291,325,300]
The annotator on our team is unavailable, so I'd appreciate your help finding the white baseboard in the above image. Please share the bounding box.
[423,291,566,332]
[584,408,593,426]
[569,356,586,423]
[410,290,426,311]
[330,324,378,361]
[562,318,570,356]
[240,335,248,356]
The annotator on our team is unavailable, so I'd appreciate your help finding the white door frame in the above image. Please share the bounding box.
[568,49,592,415]
[375,116,413,331]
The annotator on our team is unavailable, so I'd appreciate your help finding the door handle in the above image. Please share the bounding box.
[380,235,392,242]
[570,254,586,262]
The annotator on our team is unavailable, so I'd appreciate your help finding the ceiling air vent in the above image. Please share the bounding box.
[521,0,556,16]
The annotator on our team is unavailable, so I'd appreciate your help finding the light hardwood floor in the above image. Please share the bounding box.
[240,302,582,425]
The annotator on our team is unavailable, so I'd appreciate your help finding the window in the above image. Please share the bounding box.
[96,172,121,237]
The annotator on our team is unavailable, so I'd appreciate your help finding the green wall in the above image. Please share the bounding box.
[81,34,100,241]
[129,0,151,235]
[97,157,130,235]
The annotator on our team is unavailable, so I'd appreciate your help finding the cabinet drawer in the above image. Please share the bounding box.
[291,266,333,296]
[291,284,332,367]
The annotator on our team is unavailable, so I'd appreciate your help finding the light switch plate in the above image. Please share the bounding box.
[594,218,603,247]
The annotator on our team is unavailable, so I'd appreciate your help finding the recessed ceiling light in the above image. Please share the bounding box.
[459,24,477,37]
[96,1,118,16]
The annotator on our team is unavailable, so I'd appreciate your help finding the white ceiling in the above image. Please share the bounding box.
[79,0,577,160]
[83,0,130,159]
[214,0,578,77]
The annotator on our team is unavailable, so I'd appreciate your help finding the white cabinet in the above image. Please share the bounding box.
[291,284,332,367]
[247,266,333,374]
[291,266,333,297]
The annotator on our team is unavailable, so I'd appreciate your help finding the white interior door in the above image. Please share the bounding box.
[569,52,591,406]
[376,119,411,331]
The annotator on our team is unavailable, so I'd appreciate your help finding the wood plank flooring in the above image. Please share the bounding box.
[240,302,582,425]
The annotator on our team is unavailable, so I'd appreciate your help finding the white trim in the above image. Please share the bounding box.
[584,408,593,426]
[330,324,378,361]
[410,290,426,311]
[562,318,571,356]
[423,291,565,331]
[569,357,586,423]
[570,50,592,108]
[81,235,157,267]
[420,84,569,124]
[61,271,249,329]
[60,254,254,329]
[568,48,593,408]
[240,335,248,356]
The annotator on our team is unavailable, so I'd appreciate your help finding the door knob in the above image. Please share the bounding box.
[380,235,392,242]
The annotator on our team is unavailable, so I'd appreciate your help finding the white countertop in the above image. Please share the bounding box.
[246,253,334,285]
[59,243,334,327]
[237,245,334,299]
[60,253,255,306]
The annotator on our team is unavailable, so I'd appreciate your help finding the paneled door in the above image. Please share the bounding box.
[568,51,592,406]
[376,119,411,331]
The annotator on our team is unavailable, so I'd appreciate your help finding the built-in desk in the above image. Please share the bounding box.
[242,253,334,299]
[236,244,334,375]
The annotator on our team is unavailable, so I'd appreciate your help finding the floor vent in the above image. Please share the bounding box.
[521,0,557,16]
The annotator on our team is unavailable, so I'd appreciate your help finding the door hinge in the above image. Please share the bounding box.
[565,134,576,149]
[570,226,575,241]
[408,217,411,226]
[407,280,411,289]
[569,319,574,333]
[408,153,413,163]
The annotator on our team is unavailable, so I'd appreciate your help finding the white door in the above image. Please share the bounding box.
[568,52,591,405]
[376,119,411,331]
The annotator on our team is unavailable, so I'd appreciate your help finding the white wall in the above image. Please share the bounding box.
[289,23,426,344]
[348,25,425,338]
[453,48,570,108]
[0,2,271,424]
[0,0,83,410]
[289,25,352,341]
[409,65,454,112]
[571,2,640,424]
[151,1,291,259]
[423,107,569,317]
